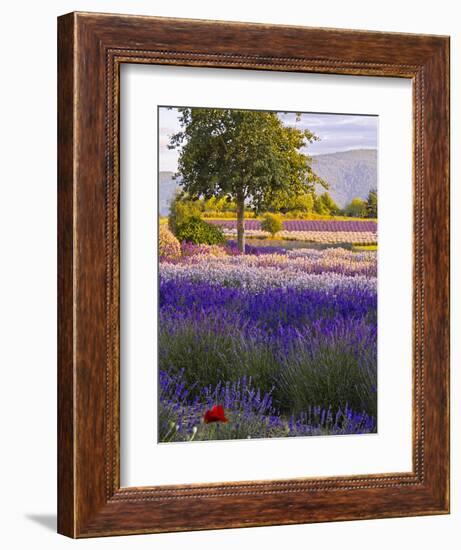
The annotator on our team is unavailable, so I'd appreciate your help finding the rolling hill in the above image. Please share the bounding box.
[312,149,377,208]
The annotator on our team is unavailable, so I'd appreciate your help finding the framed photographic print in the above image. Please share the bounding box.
[57,12,450,537]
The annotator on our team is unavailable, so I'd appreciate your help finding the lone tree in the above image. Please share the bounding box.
[366,189,378,218]
[168,108,325,252]
[345,197,368,218]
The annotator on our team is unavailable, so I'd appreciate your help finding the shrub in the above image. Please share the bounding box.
[168,194,202,235]
[260,213,283,237]
[159,225,181,260]
[175,216,226,245]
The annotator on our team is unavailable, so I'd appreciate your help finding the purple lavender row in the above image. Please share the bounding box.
[159,308,377,365]
[159,279,377,329]
[208,219,377,232]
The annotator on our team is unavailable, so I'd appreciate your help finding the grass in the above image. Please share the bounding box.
[159,318,377,418]
[277,340,377,418]
[159,320,279,395]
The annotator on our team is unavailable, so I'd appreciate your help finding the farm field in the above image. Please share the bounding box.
[208,219,377,245]
[159,223,377,442]
[208,219,377,232]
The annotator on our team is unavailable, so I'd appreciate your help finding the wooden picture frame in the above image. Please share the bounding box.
[57,12,450,538]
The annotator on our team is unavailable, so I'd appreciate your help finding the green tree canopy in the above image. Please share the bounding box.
[366,189,378,218]
[345,197,368,218]
[266,190,314,214]
[168,108,325,252]
[315,192,340,216]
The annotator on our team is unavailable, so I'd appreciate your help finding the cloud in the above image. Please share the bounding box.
[158,107,378,170]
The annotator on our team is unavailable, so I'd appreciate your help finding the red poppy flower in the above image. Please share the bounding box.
[204,405,228,424]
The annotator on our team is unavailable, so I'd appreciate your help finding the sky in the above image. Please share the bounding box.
[159,107,378,172]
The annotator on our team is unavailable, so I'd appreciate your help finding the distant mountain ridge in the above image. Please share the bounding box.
[159,171,180,217]
[158,149,377,215]
[312,149,377,208]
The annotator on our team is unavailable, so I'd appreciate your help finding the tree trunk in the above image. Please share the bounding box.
[236,193,245,254]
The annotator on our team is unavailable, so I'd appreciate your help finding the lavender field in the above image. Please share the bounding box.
[158,105,378,443]
[208,219,378,245]
[158,238,377,442]
[208,219,377,232]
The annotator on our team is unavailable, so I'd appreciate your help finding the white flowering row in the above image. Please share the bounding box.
[279,230,377,244]
[175,246,376,277]
[222,228,377,244]
[285,247,375,262]
[160,260,377,293]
